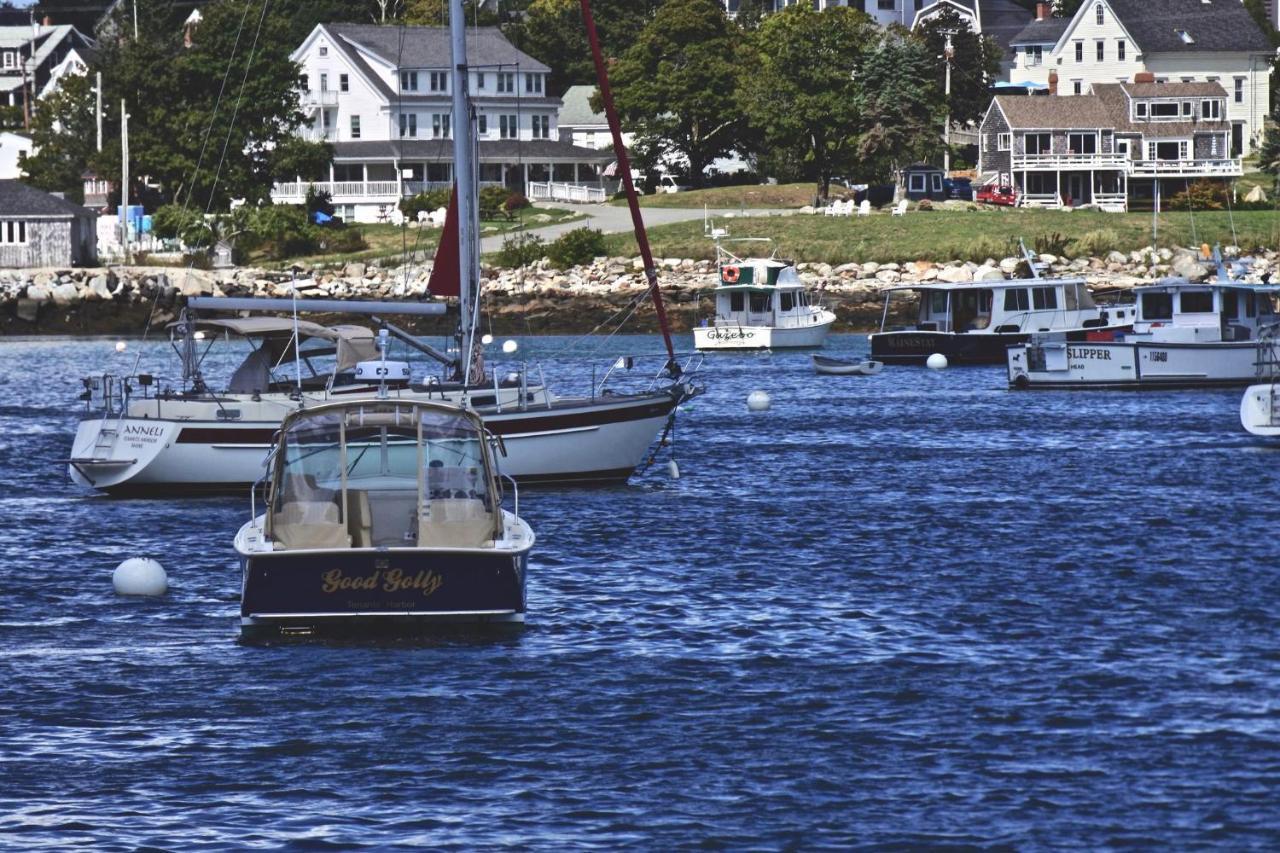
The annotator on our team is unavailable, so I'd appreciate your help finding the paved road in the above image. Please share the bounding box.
[478,203,787,254]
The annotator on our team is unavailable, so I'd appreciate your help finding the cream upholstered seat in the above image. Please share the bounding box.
[273,502,350,550]
[418,498,495,548]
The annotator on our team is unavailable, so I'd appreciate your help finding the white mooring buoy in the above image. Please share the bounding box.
[667,459,681,480]
[113,558,168,597]
[747,390,772,412]
[115,341,127,353]
[481,333,494,346]
[926,353,949,370]
[502,339,519,354]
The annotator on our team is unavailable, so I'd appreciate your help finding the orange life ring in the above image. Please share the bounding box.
[722,265,740,283]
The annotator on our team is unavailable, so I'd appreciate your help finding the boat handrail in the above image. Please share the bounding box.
[502,474,519,525]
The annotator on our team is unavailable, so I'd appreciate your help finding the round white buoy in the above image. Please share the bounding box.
[747,390,771,412]
[112,558,168,597]
[926,353,949,370]
[115,341,127,353]
[193,331,206,341]
[481,333,494,346]
[667,459,681,480]
[502,339,519,354]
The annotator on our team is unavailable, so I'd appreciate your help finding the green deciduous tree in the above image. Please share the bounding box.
[20,72,98,202]
[915,7,1002,128]
[507,0,662,94]
[738,5,876,198]
[607,0,741,187]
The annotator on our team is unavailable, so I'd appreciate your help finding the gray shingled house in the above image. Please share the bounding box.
[978,78,1239,212]
[0,180,98,267]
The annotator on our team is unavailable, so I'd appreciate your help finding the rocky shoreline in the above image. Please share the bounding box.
[1,245,1266,337]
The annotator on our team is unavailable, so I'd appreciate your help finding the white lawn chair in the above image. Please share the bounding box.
[416,210,430,224]
[857,200,871,217]
[891,199,908,217]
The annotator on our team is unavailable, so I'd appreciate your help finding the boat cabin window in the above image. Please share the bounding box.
[929,291,949,315]
[1222,290,1238,319]
[1004,289,1029,312]
[729,292,745,312]
[749,292,772,313]
[1032,286,1057,311]
[780,292,794,311]
[1179,291,1214,313]
[1064,283,1079,311]
[1141,292,1174,320]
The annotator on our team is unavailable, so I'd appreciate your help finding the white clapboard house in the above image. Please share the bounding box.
[272,24,612,222]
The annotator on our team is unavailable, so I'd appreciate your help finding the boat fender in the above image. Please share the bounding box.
[1013,373,1030,390]
[722,265,740,283]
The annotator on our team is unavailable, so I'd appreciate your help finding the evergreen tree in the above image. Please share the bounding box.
[854,30,946,182]
[914,7,1002,128]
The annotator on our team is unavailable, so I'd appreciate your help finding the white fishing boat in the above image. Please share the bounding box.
[1240,330,1280,437]
[236,398,533,637]
[1008,250,1280,390]
[812,355,884,376]
[693,238,835,351]
[870,245,1134,365]
[67,0,699,494]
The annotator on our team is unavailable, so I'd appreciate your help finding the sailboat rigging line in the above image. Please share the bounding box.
[578,0,679,377]
[1185,178,1197,246]
[203,0,270,224]
[180,0,253,213]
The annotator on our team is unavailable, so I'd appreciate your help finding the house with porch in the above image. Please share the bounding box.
[979,78,1241,212]
[271,24,612,222]
[1006,0,1272,155]
[0,22,95,123]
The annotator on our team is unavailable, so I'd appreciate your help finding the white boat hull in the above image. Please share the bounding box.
[1008,340,1269,390]
[1241,383,1280,437]
[694,311,835,351]
[69,393,681,492]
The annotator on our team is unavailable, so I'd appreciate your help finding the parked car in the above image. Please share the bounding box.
[976,185,1018,207]
[655,174,691,194]
[943,177,973,200]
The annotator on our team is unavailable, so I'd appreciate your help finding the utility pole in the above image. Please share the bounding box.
[133,1,139,40]
[943,32,954,175]
[95,72,103,152]
[120,100,130,262]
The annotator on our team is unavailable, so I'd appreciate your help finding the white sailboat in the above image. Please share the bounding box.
[67,6,699,494]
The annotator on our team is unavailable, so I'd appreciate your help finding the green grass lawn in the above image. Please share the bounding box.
[255,206,583,268]
[611,182,820,209]
[603,207,1280,266]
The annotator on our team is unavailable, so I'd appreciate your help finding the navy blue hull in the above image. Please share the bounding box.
[871,328,1123,365]
[240,548,527,638]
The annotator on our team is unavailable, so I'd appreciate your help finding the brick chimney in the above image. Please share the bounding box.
[1036,2,1051,20]
[1134,71,1156,84]
[1048,70,1058,96]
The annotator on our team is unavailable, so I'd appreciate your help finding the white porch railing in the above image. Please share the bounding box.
[301,90,339,109]
[1093,193,1128,211]
[272,181,402,200]
[1012,152,1128,169]
[1129,158,1243,177]
[1018,193,1062,209]
[528,181,607,203]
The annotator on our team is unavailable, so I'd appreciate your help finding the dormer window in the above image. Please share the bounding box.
[1201,100,1221,120]
[1176,30,1195,45]
[400,71,419,91]
[1150,101,1180,119]
[1136,102,1148,119]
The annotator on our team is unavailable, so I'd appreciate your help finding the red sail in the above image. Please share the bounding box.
[427,186,461,298]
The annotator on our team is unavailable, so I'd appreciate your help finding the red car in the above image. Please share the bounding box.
[976,185,1018,206]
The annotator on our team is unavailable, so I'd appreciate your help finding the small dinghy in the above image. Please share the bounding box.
[812,355,884,376]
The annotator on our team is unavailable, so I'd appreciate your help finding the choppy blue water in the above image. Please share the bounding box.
[1,332,1278,849]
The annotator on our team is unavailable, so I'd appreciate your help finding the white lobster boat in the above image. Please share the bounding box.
[1240,331,1280,437]
[693,239,835,351]
[1008,252,1280,390]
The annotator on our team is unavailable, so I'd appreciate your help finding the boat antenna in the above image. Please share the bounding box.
[290,265,302,395]
[578,0,680,377]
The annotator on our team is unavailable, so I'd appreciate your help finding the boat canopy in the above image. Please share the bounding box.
[267,400,501,550]
[716,264,805,291]
[171,318,380,391]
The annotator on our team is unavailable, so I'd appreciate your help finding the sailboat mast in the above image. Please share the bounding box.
[578,0,679,376]
[449,0,478,386]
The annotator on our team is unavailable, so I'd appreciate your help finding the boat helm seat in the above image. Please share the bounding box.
[418,498,495,549]
[272,501,350,550]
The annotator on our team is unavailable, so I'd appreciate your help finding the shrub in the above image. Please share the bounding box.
[479,185,513,219]
[245,204,321,259]
[317,226,368,254]
[1166,180,1227,211]
[546,227,606,268]
[305,186,335,217]
[399,188,451,218]
[1073,228,1123,258]
[494,233,546,268]
[1033,232,1071,257]
[503,192,530,212]
[916,199,933,212]
[151,204,207,246]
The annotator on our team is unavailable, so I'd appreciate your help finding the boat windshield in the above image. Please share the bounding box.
[269,403,497,549]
